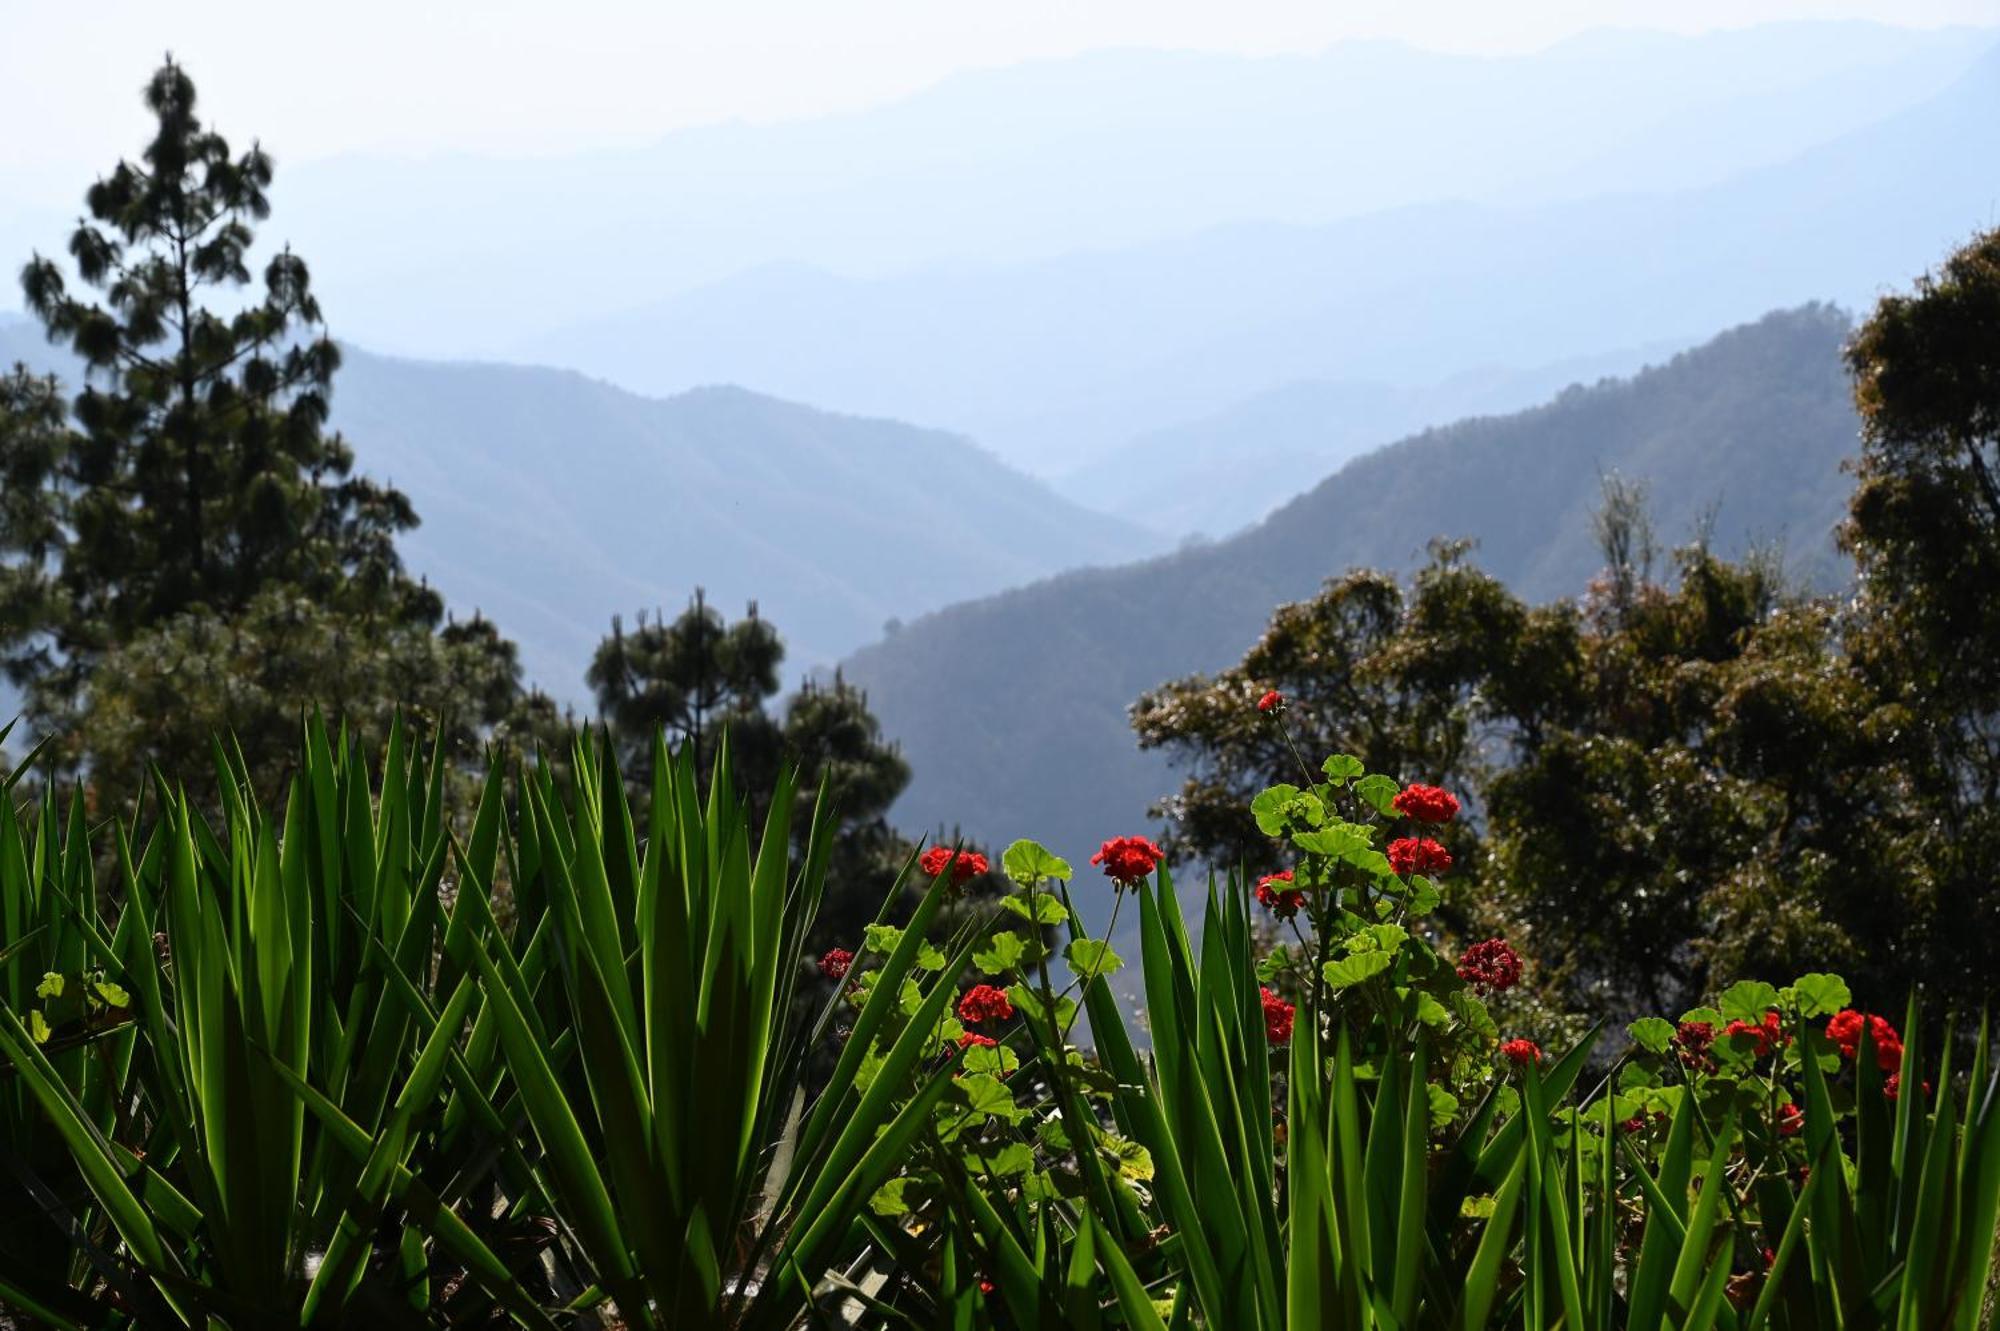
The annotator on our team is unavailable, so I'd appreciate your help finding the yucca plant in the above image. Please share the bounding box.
[0,718,549,1326]
[428,729,977,1328]
[0,719,145,1326]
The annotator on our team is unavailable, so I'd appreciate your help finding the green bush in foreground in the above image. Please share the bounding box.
[0,718,1995,1328]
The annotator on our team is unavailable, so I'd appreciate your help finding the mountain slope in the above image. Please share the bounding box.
[841,306,1862,870]
[523,40,1997,477]
[1056,340,1691,537]
[0,318,1155,696]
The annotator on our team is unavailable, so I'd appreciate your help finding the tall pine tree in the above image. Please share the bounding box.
[1,60,532,791]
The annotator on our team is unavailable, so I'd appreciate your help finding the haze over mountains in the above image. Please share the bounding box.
[2,23,1990,491]
[842,306,1864,871]
[519,37,2000,480]
[152,25,2000,359]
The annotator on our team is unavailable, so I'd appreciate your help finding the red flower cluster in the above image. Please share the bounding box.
[958,1032,998,1050]
[1387,837,1452,877]
[1499,1038,1542,1068]
[1092,835,1166,886]
[919,846,990,885]
[1257,689,1283,712]
[818,948,854,981]
[1724,1010,1787,1059]
[1260,987,1295,1045]
[1392,783,1460,824]
[1620,1114,1648,1135]
[957,984,1015,1026]
[1455,938,1522,991]
[1776,1101,1804,1137]
[1826,1009,1903,1073]
[1674,1020,1717,1072]
[1884,1073,1930,1101]
[1255,870,1305,920]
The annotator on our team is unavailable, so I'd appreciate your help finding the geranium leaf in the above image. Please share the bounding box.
[1323,951,1394,989]
[1001,839,1072,887]
[1064,938,1125,978]
[1353,773,1403,817]
[973,931,1028,975]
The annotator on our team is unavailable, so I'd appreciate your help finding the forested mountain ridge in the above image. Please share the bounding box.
[1053,339,1690,537]
[842,305,1863,869]
[0,316,1157,695]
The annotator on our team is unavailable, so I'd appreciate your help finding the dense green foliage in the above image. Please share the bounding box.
[0,720,970,1326]
[1133,533,1916,1018]
[3,727,1995,1328]
[0,63,541,796]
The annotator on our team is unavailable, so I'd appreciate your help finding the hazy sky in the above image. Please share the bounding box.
[4,0,2000,197]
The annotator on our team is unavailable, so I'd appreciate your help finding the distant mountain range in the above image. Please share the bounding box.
[0,317,1155,697]
[841,305,1864,874]
[3,25,1987,469]
[196,24,2000,359]
[522,40,1996,484]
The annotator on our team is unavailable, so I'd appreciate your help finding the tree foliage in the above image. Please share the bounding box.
[0,60,531,792]
[586,590,785,780]
[588,594,924,955]
[1139,228,2000,1021]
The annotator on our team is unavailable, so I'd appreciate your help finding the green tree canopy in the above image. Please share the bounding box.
[587,590,786,779]
[587,596,931,989]
[1136,480,1970,1019]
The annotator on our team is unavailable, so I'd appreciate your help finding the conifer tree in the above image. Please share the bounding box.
[0,60,527,791]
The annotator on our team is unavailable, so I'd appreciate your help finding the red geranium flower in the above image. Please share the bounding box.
[1826,1010,1903,1073]
[1260,987,1295,1045]
[818,948,854,981]
[1092,835,1166,886]
[1391,783,1460,824]
[1257,689,1283,712]
[1673,1020,1716,1072]
[920,845,990,885]
[958,1032,998,1050]
[957,984,1015,1025]
[1499,1038,1542,1068]
[1255,869,1306,920]
[1387,837,1452,877]
[1619,1114,1648,1135]
[1884,1073,1930,1100]
[1724,1010,1787,1058]
[1775,1101,1804,1137]
[1456,938,1522,991]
